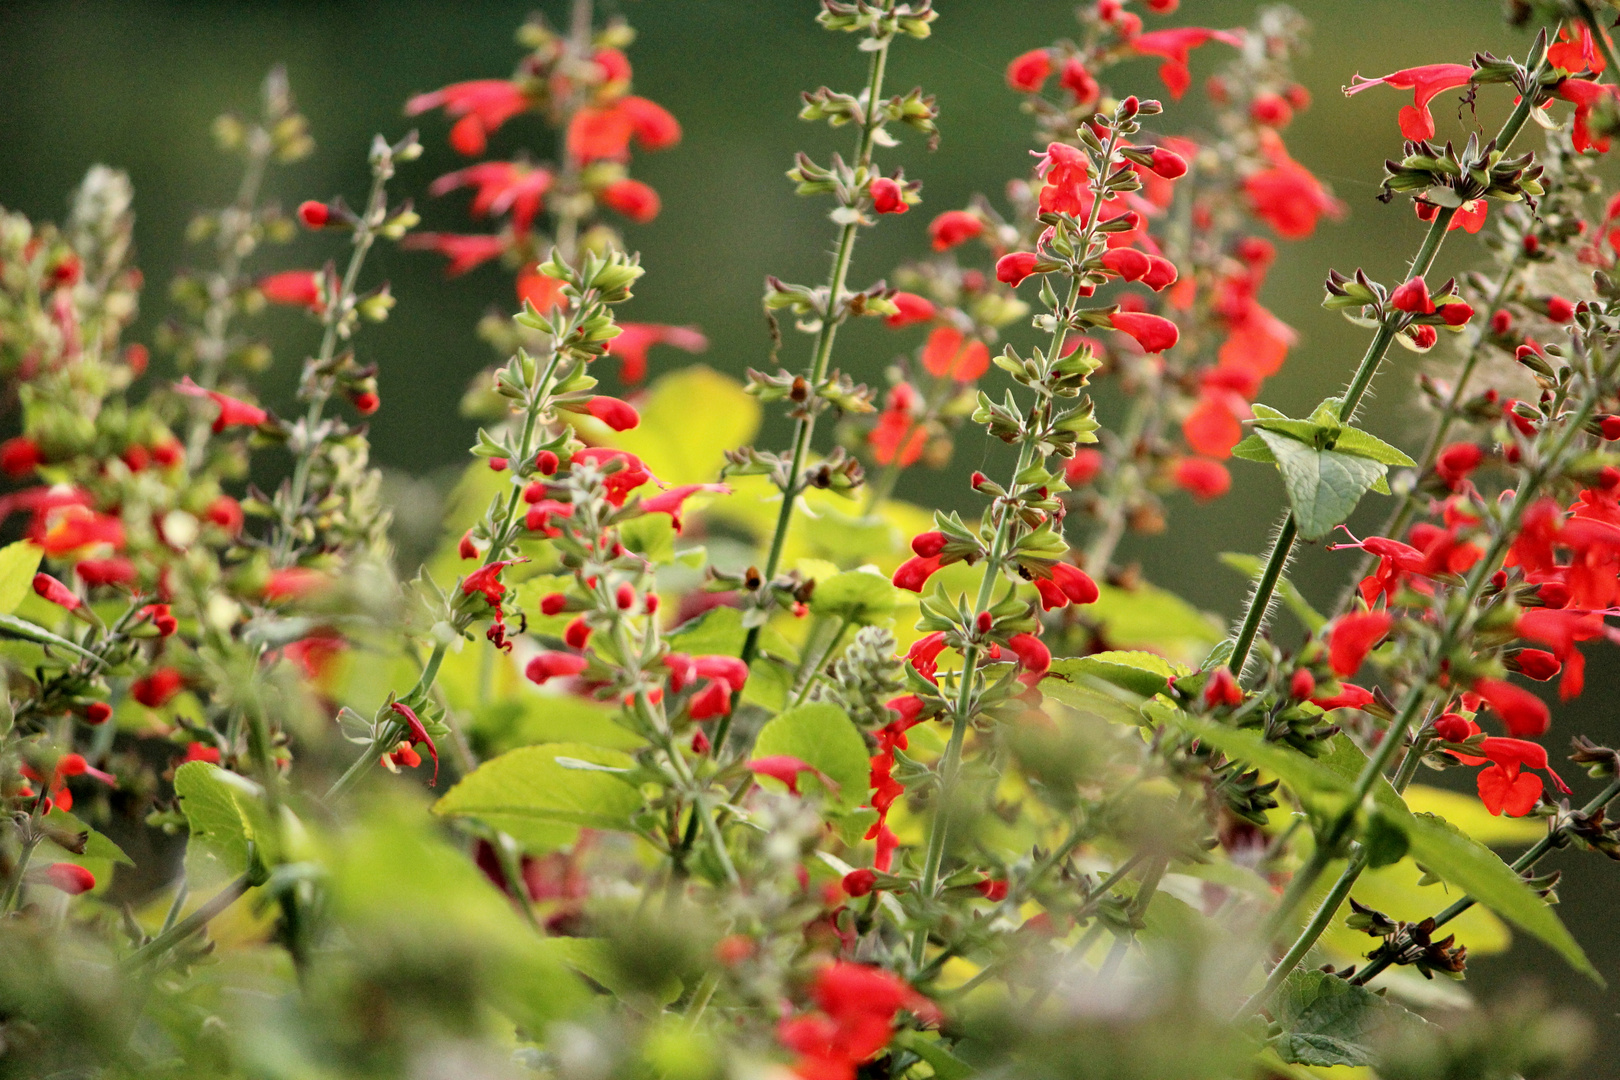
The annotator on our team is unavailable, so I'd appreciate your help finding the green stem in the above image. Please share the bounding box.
[126,874,251,968]
[1227,61,1548,676]
[716,34,893,759]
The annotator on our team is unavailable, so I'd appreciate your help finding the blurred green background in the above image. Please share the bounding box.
[2,0,1616,1058]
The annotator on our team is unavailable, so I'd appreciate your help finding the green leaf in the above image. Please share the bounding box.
[1231,433,1276,463]
[0,612,104,666]
[751,703,868,813]
[1271,969,1408,1067]
[666,605,745,656]
[1404,811,1601,983]
[1257,430,1388,542]
[1091,582,1223,654]
[0,541,41,615]
[433,743,645,849]
[617,513,677,563]
[1158,709,1349,812]
[809,568,901,626]
[1050,651,1188,698]
[1332,427,1416,467]
[1219,553,1326,634]
[892,1031,974,1080]
[1404,784,1542,846]
[41,808,133,866]
[173,761,277,876]
[607,366,760,484]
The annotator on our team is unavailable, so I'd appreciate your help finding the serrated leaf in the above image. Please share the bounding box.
[809,568,901,626]
[1271,969,1412,1067]
[1258,431,1388,542]
[1405,811,1600,982]
[751,703,868,814]
[0,541,42,615]
[433,743,644,850]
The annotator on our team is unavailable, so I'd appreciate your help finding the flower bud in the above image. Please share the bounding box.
[564,616,592,649]
[869,177,907,215]
[1546,295,1574,322]
[976,611,993,634]
[1433,713,1474,743]
[1146,146,1188,179]
[540,592,569,615]
[842,868,877,897]
[1489,309,1513,335]
[1202,667,1242,708]
[1289,669,1316,700]
[615,583,635,610]
[42,863,95,895]
[536,449,560,475]
[910,531,948,558]
[995,251,1040,287]
[1389,276,1434,314]
[33,573,81,612]
[297,200,331,228]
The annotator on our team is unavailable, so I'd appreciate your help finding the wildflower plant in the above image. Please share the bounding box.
[7,2,1620,1079]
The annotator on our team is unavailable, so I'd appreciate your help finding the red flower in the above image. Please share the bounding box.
[603,323,707,385]
[1328,530,1430,606]
[747,755,830,796]
[1549,22,1607,74]
[430,162,552,233]
[1183,392,1245,459]
[132,668,184,708]
[1244,130,1344,239]
[1473,677,1550,737]
[0,436,43,476]
[257,270,322,311]
[403,233,508,276]
[869,384,926,467]
[1515,607,1603,699]
[1131,28,1243,99]
[599,178,661,223]
[1328,611,1392,677]
[1006,632,1050,677]
[32,573,81,612]
[42,863,95,895]
[1203,666,1243,707]
[1065,449,1103,486]
[75,557,135,588]
[1435,443,1484,489]
[526,651,589,685]
[1110,310,1179,353]
[928,210,983,251]
[1006,49,1052,92]
[175,378,267,433]
[1060,56,1099,106]
[461,558,525,608]
[406,79,531,156]
[1546,295,1575,323]
[779,962,937,1080]
[1462,737,1573,817]
[1390,275,1434,314]
[572,447,655,504]
[996,251,1040,286]
[389,701,439,786]
[263,567,327,602]
[885,292,936,328]
[1344,64,1474,141]
[1173,457,1231,500]
[1144,146,1188,179]
[517,270,569,313]
[206,495,245,535]
[583,395,641,431]
[1312,683,1375,711]
[1101,248,1152,282]
[639,483,730,533]
[566,96,680,162]
[1555,75,1615,154]
[921,326,990,382]
[1032,562,1099,611]
[869,177,907,215]
[893,554,944,593]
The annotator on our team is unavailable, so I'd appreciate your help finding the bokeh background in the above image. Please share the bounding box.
[2,0,1616,1059]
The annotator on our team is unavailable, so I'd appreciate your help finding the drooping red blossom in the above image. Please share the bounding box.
[582,396,641,432]
[406,79,532,156]
[928,210,983,251]
[1203,666,1243,707]
[1173,457,1231,501]
[1006,632,1050,677]
[1473,677,1550,737]
[1447,735,1573,817]
[175,378,268,433]
[1109,310,1179,353]
[1131,28,1243,99]
[257,270,322,312]
[600,178,661,223]
[639,483,730,533]
[893,553,944,593]
[1244,130,1345,239]
[132,668,184,708]
[748,755,832,797]
[601,322,706,385]
[920,325,990,382]
[1515,607,1604,700]
[402,232,508,276]
[1006,48,1053,92]
[32,573,81,612]
[389,701,439,786]
[41,863,95,895]
[1311,682,1375,711]
[461,558,525,609]
[1343,64,1474,141]
[885,292,936,328]
[1551,78,1620,154]
[996,251,1040,287]
[1032,562,1098,611]
[429,161,553,233]
[869,177,907,215]
[1328,611,1393,677]
[526,651,589,685]
[1328,529,1430,606]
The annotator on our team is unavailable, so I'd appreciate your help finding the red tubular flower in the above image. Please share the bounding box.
[517,270,568,313]
[921,325,990,381]
[1142,254,1178,291]
[600,178,661,223]
[1289,669,1316,700]
[406,79,531,156]
[1515,607,1603,699]
[906,632,949,683]
[1039,562,1099,609]
[1244,130,1345,239]
[621,96,681,149]
[1145,146,1189,179]
[402,232,508,276]
[583,396,641,431]
[526,651,588,684]
[1343,64,1474,141]
[573,447,655,504]
[1328,611,1393,677]
[780,963,936,1080]
[1183,392,1244,459]
[1006,48,1053,92]
[1473,677,1550,737]
[563,616,592,650]
[132,668,184,708]
[886,292,936,329]
[688,679,733,720]
[1511,648,1562,682]
[748,755,830,796]
[1006,633,1050,676]
[869,177,907,214]
[42,863,95,895]
[929,210,983,251]
[34,505,125,557]
[174,379,269,432]
[870,386,926,468]
[430,161,553,233]
[1470,737,1572,817]
[1554,78,1620,153]
[893,554,944,593]
[910,531,948,558]
[1390,276,1435,314]
[1173,457,1231,500]
[996,252,1040,287]
[0,437,42,477]
[1100,248,1152,282]
[639,483,730,533]
[1109,310,1179,353]
[1434,443,1484,490]
[257,270,322,312]
[1131,28,1243,99]
[603,323,706,385]
[1312,683,1375,711]
[32,573,81,612]
[75,557,135,588]
[1060,56,1099,106]
[461,558,525,609]
[389,701,439,787]
[1203,666,1243,708]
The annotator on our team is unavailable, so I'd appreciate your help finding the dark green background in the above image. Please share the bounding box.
[1,0,1615,1057]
